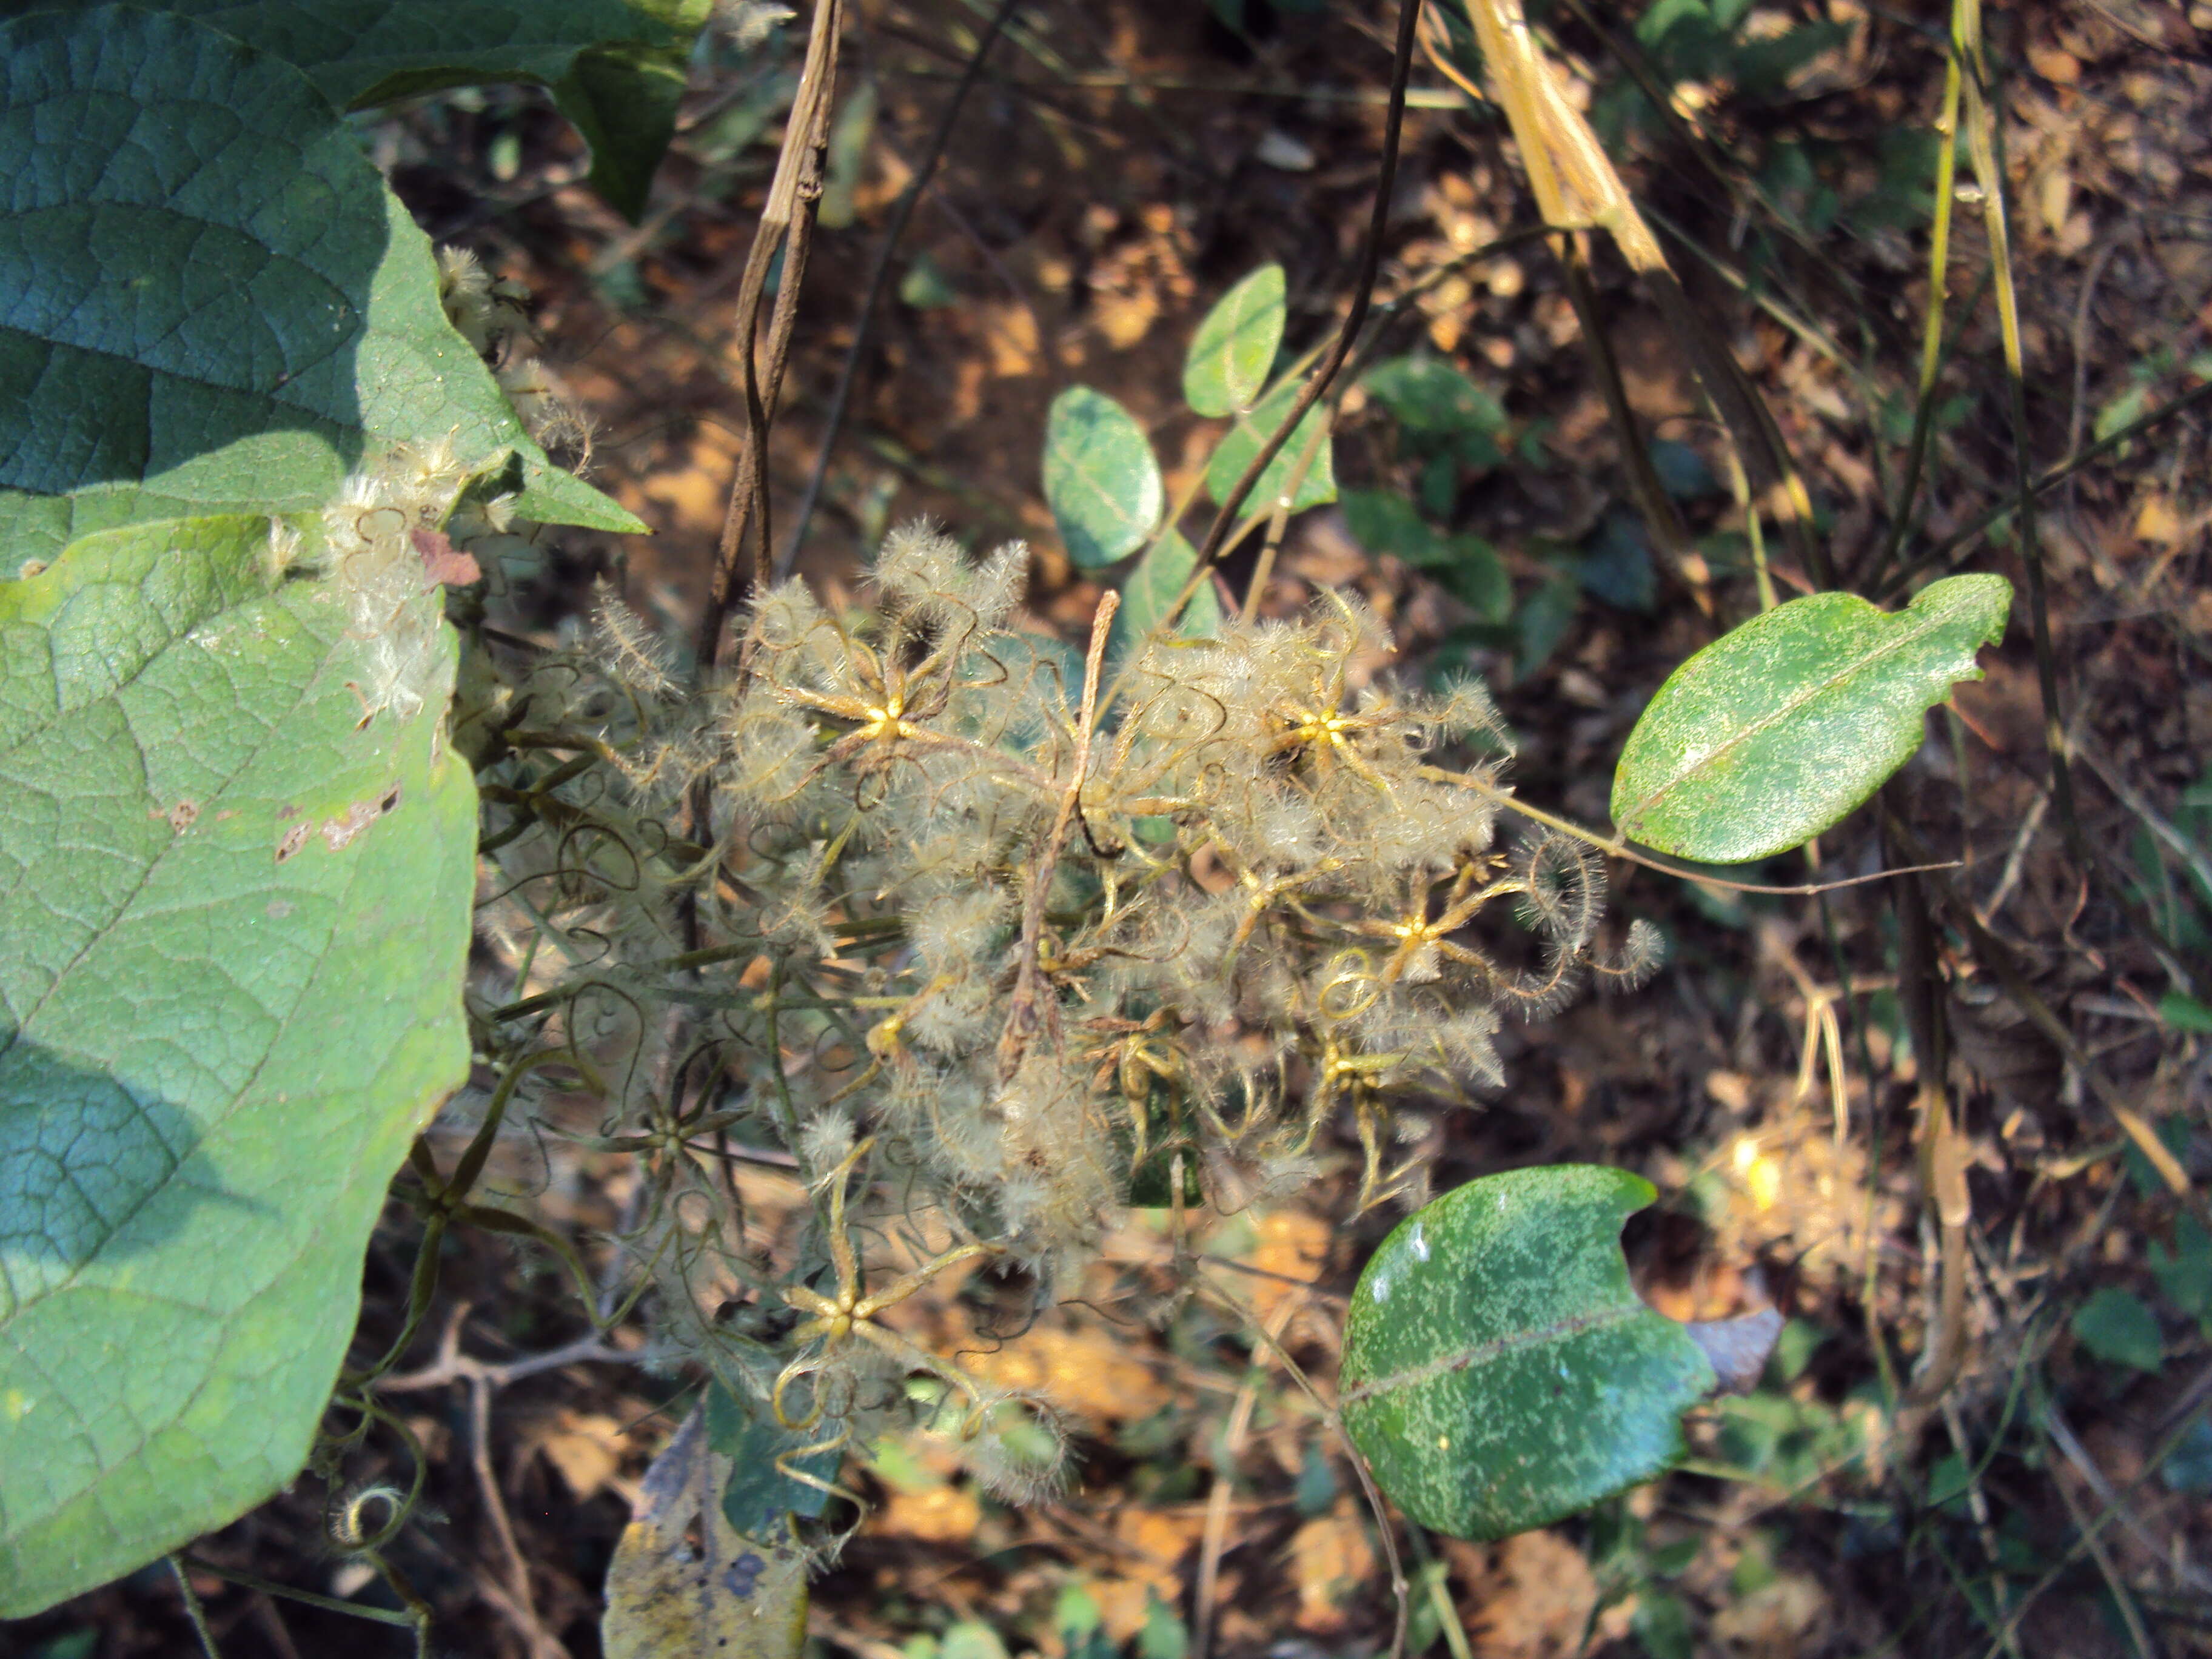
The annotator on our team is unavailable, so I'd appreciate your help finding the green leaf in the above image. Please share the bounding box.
[817,76,877,231]
[1339,1166,1715,1541]
[1043,387,1162,570]
[1137,1596,1189,1659]
[899,252,959,309]
[2071,1288,2163,1374]
[1362,355,1506,440]
[1443,536,1512,623]
[0,5,642,569]
[1633,1588,1694,1659]
[2162,1418,2212,1495]
[1342,489,1446,566]
[1576,513,1656,612]
[1204,380,1336,515]
[0,516,477,1614]
[2150,1216,2212,1321]
[1709,1391,1861,1489]
[1610,574,2011,863]
[1182,264,1285,417]
[1108,529,1221,665]
[1648,439,1719,500]
[1515,569,1580,682]
[705,1381,837,1532]
[942,1623,1011,1659]
[2,0,715,221]
[2158,990,2212,1035]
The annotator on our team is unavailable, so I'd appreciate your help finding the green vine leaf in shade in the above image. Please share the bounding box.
[1338,1167,1715,1541]
[0,515,477,1615]
[1042,387,1162,571]
[1204,379,1337,515]
[0,0,714,222]
[0,5,643,571]
[1107,528,1221,665]
[1609,574,2011,864]
[1182,264,1285,418]
[1361,355,1506,442]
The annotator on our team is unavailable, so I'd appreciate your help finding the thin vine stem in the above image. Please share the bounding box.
[1176,0,1426,591]
[779,0,1024,578]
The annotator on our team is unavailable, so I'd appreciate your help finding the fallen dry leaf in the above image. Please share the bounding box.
[540,1410,628,1500]
[602,1405,808,1659]
[959,1322,1171,1425]
[1287,1502,1376,1634]
[869,1483,981,1545]
[1244,1209,1331,1327]
[1711,1572,1830,1658]
[1446,1529,1598,1659]
[1092,1507,1206,1642]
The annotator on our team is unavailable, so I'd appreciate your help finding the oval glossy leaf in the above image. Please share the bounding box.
[0,0,713,222]
[1610,574,2011,863]
[1362,355,1506,439]
[1108,528,1221,664]
[1339,1166,1714,1541]
[605,1403,809,1659]
[0,5,642,570]
[1043,387,1162,570]
[0,516,477,1614]
[1204,380,1336,515]
[1341,488,1446,566]
[1182,264,1285,417]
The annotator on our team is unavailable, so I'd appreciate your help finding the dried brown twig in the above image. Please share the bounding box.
[696,0,848,676]
[377,1303,633,1659]
[781,0,1024,578]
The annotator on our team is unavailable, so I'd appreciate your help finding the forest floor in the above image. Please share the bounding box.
[10,1,2212,1655]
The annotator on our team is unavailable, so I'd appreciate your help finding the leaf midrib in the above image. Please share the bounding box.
[1618,595,1968,831]
[1339,1299,1644,1404]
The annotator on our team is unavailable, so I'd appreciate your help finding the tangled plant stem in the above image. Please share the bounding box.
[446,520,1659,1532]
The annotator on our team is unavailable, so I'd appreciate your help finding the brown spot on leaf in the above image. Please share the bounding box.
[275,822,310,864]
[319,782,404,851]
[412,526,482,587]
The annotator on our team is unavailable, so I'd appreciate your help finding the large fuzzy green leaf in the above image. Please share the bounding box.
[0,0,713,221]
[1339,1167,1714,1541]
[0,5,642,571]
[1610,574,2010,863]
[0,515,477,1614]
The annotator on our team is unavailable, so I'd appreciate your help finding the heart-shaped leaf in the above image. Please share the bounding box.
[0,0,713,221]
[1042,387,1162,570]
[1610,574,2011,863]
[1108,528,1221,665]
[1339,1166,1714,1541]
[1204,380,1336,515]
[0,515,477,1614]
[1182,264,1284,417]
[0,5,642,569]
